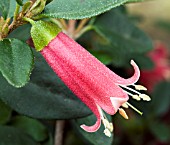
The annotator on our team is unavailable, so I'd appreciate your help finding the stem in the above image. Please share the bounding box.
[13,4,20,22]
[67,20,76,38]
[50,18,65,29]
[54,120,65,145]
[59,19,68,30]
[23,17,35,25]
[75,25,94,40]
[32,14,47,20]
[74,18,89,34]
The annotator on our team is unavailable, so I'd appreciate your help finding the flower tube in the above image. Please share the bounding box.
[29,20,150,137]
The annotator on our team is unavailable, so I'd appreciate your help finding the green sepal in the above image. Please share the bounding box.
[31,20,61,51]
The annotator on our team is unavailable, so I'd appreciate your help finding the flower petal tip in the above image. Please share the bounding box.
[80,124,100,133]
[130,60,135,65]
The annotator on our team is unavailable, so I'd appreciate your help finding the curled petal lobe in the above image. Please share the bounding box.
[80,104,102,132]
[113,60,140,85]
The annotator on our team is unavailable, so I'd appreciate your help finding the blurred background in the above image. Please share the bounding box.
[128,0,170,46]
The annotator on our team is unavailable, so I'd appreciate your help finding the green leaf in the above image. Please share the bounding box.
[89,50,113,65]
[11,116,48,142]
[0,125,38,145]
[93,9,152,53]
[88,9,152,66]
[0,38,34,88]
[43,0,129,19]
[152,81,170,116]
[0,50,91,119]
[16,0,23,6]
[7,0,28,18]
[8,24,31,41]
[149,121,170,142]
[72,114,113,145]
[0,99,12,125]
[0,0,10,19]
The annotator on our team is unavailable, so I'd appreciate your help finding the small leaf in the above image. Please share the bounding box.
[8,0,28,18]
[0,50,91,119]
[0,0,10,19]
[16,0,23,6]
[11,116,48,142]
[0,125,38,145]
[43,0,129,19]
[0,99,12,125]
[72,114,113,145]
[0,38,34,87]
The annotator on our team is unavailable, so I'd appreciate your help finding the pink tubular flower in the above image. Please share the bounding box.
[41,32,151,136]
[30,20,150,137]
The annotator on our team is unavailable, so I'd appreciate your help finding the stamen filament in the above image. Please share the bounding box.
[126,102,143,115]
[120,85,141,95]
[123,90,140,100]
[97,104,113,135]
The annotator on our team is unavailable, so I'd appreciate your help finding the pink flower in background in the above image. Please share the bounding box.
[140,43,170,92]
[40,32,150,137]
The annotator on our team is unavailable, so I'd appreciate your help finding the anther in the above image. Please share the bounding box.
[109,123,114,132]
[132,95,141,101]
[139,94,151,101]
[104,129,111,137]
[122,102,129,108]
[119,108,129,119]
[102,119,113,132]
[102,119,110,128]
[134,85,147,91]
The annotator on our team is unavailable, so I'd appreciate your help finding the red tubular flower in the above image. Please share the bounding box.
[29,20,150,137]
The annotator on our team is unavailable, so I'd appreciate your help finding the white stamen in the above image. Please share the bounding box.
[120,85,141,95]
[132,95,141,101]
[122,102,129,108]
[119,108,129,119]
[133,85,147,91]
[139,94,151,101]
[109,123,114,132]
[104,129,112,137]
[123,90,138,98]
[102,119,110,129]
[126,102,143,115]
[97,104,113,135]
